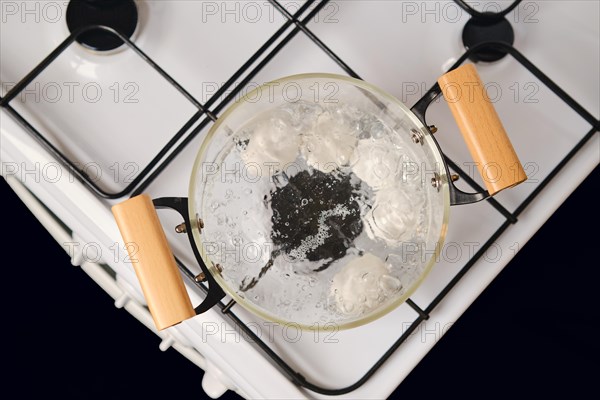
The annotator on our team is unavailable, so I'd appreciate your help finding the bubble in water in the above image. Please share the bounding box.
[367,290,379,301]
[226,216,236,228]
[272,116,288,131]
[370,120,386,139]
[287,203,352,261]
[210,201,220,211]
[301,198,308,206]
[342,302,355,313]
[379,274,402,295]
[337,144,356,166]
[385,253,405,268]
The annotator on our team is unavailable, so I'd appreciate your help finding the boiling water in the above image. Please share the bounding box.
[200,100,435,325]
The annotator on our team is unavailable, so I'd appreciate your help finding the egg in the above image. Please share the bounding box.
[331,252,402,315]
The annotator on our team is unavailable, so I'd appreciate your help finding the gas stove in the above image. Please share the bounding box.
[1,1,598,398]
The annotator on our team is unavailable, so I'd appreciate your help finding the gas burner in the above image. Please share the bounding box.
[66,0,138,52]
[462,14,515,62]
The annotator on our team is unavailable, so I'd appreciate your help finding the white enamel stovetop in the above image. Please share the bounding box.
[1,1,598,399]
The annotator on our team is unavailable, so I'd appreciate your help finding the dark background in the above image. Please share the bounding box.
[2,165,598,399]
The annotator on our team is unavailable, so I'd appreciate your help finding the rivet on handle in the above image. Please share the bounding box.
[431,173,442,191]
[411,128,424,144]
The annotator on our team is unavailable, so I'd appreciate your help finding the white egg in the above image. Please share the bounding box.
[241,118,301,173]
[351,140,401,189]
[302,113,358,173]
[363,186,419,245]
[331,252,400,315]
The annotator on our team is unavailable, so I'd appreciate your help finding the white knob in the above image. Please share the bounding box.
[70,249,84,266]
[114,293,130,309]
[159,335,175,352]
[202,372,229,399]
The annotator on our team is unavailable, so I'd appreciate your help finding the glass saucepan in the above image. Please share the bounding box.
[113,64,526,331]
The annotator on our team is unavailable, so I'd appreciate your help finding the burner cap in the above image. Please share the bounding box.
[462,14,515,62]
[66,0,138,52]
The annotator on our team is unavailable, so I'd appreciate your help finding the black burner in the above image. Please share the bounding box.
[66,0,138,51]
[462,14,515,62]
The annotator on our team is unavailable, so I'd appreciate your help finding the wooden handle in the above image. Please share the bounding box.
[112,194,195,330]
[438,64,527,195]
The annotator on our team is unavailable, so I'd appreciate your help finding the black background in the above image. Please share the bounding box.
[3,165,598,399]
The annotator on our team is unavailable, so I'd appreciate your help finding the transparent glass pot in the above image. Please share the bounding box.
[113,65,526,331]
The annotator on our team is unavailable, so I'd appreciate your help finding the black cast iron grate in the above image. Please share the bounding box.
[1,0,598,396]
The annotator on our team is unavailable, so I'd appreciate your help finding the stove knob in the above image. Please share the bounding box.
[202,371,229,399]
[158,335,175,352]
[114,292,130,309]
[68,233,85,266]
